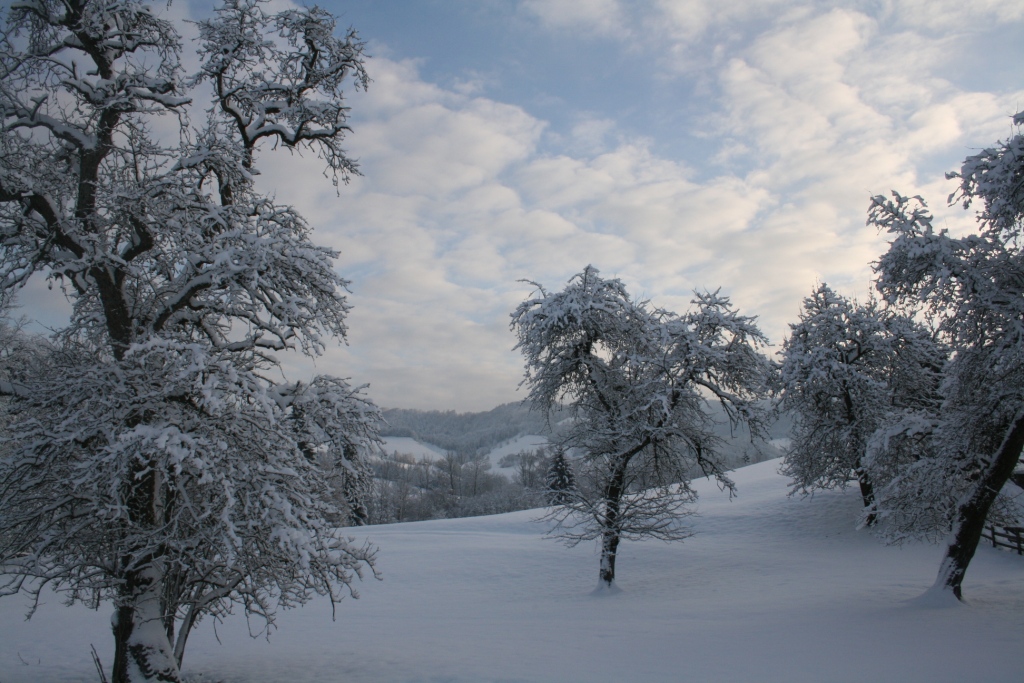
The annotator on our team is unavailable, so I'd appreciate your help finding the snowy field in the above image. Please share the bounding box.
[486,434,549,470]
[2,459,1022,683]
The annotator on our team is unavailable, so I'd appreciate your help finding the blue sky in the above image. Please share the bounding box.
[18,1,1024,411]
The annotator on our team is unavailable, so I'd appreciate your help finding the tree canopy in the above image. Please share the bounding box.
[0,1,379,680]
[512,266,773,587]
[865,114,1024,598]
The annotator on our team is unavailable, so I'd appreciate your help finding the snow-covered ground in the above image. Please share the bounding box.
[2,459,1022,682]
[486,434,549,469]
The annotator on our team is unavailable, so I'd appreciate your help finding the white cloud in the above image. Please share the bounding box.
[263,6,1023,408]
[513,1,1021,336]
[19,2,1023,413]
[520,0,627,36]
[879,0,1024,30]
[654,0,790,41]
[568,117,617,155]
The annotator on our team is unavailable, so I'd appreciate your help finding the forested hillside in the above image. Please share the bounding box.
[381,401,790,464]
[380,402,555,455]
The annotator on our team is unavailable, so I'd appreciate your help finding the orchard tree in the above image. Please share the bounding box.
[512,266,773,588]
[289,375,378,527]
[777,284,945,523]
[0,1,379,681]
[868,111,1024,599]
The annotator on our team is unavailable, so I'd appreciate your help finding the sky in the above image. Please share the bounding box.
[16,0,1024,411]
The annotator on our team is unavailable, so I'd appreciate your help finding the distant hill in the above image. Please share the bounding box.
[377,436,447,460]
[381,401,793,470]
[380,402,554,456]
[369,403,793,524]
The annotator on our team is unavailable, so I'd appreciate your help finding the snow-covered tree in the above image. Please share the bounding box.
[511,266,773,588]
[544,447,576,506]
[868,111,1024,599]
[777,284,945,523]
[0,1,377,680]
[289,375,378,527]
[514,447,547,490]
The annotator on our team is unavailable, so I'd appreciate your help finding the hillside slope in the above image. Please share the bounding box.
[380,401,789,474]
[2,459,1021,682]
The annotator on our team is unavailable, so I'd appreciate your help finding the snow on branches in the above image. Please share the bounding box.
[511,266,773,588]
[0,1,377,680]
[777,284,945,524]
[0,339,379,619]
[192,0,369,183]
[865,113,1024,599]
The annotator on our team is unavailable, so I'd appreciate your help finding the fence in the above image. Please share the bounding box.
[982,525,1024,555]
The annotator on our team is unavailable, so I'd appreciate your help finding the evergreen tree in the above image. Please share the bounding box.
[544,447,576,506]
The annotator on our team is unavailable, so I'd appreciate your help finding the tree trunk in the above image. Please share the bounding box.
[934,411,1024,600]
[161,564,184,648]
[172,574,241,668]
[855,463,876,527]
[598,460,628,588]
[173,603,199,669]
[112,465,180,681]
[599,527,620,587]
[112,565,182,682]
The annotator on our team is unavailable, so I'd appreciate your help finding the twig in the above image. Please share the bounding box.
[91,644,109,683]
